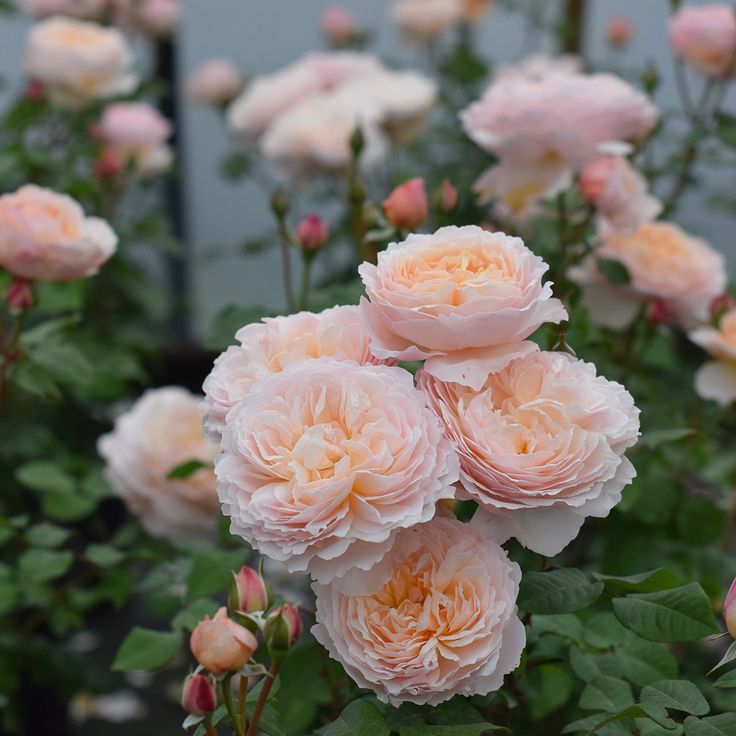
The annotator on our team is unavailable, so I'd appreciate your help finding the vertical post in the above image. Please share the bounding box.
[560,0,587,57]
[155,36,190,343]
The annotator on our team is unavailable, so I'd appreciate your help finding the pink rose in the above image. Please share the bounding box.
[320,6,356,47]
[495,54,581,83]
[571,222,727,330]
[99,102,173,177]
[313,517,525,705]
[383,178,428,230]
[136,0,180,36]
[23,17,137,108]
[669,4,736,79]
[0,185,117,282]
[186,57,243,106]
[419,350,639,556]
[359,225,567,390]
[690,310,736,406]
[190,608,257,674]
[295,214,329,251]
[98,387,219,543]
[606,16,633,48]
[215,360,459,583]
[202,305,387,441]
[579,156,661,233]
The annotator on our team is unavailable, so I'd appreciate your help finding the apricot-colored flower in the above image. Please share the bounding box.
[313,517,524,705]
[186,57,243,106]
[419,350,639,556]
[359,225,566,390]
[392,0,462,41]
[0,185,116,282]
[216,360,458,583]
[690,310,736,406]
[190,608,257,674]
[669,4,736,78]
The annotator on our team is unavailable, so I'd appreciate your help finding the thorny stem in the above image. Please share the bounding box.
[220,674,246,736]
[246,661,280,736]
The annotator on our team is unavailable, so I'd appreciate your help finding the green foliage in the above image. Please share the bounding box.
[519,568,604,614]
[112,627,183,671]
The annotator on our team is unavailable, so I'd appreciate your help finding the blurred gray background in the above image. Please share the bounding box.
[0,0,733,339]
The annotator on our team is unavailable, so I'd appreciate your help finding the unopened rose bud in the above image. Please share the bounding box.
[95,148,123,181]
[25,80,45,101]
[190,607,258,674]
[711,293,735,324]
[642,63,660,95]
[321,6,356,47]
[725,578,736,639]
[264,604,301,660]
[229,566,272,614]
[296,214,328,251]
[181,673,217,716]
[579,158,616,204]
[5,280,33,314]
[606,16,633,48]
[437,180,458,213]
[270,187,290,221]
[349,125,365,160]
[646,297,672,327]
[383,178,428,230]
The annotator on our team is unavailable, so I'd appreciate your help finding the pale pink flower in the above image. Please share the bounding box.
[359,225,567,390]
[202,305,386,441]
[215,360,459,583]
[571,222,727,330]
[321,6,356,46]
[98,387,219,543]
[494,54,581,82]
[579,156,661,232]
[313,517,524,705]
[186,58,243,106]
[0,185,116,282]
[99,102,173,176]
[392,0,463,41]
[419,351,639,556]
[136,0,180,36]
[690,310,736,406]
[669,4,736,78]
[23,17,137,108]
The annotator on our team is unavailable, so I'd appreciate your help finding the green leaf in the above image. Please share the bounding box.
[26,523,71,548]
[523,663,574,720]
[612,583,718,642]
[714,670,736,688]
[172,599,219,631]
[596,569,681,594]
[29,340,93,388]
[708,641,736,674]
[641,680,709,716]
[16,461,74,496]
[598,258,631,285]
[166,459,210,480]
[86,544,125,568]
[186,548,248,600]
[321,699,389,736]
[400,726,506,735]
[717,113,736,150]
[519,568,603,614]
[684,714,736,735]
[18,549,73,583]
[615,640,678,687]
[638,428,695,449]
[579,676,635,713]
[112,628,182,671]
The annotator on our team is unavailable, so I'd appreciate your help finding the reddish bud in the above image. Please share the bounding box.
[274,604,302,645]
[95,148,123,181]
[181,673,217,716]
[320,6,356,47]
[296,214,329,251]
[711,293,735,324]
[383,178,428,230]
[264,604,302,660]
[438,180,458,213]
[5,280,33,314]
[190,607,258,674]
[646,297,672,327]
[229,566,272,614]
[606,16,633,48]
[25,80,45,101]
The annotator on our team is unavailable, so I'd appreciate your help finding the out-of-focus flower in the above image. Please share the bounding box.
[22,0,108,18]
[606,15,633,48]
[98,387,219,543]
[392,0,462,41]
[437,180,458,212]
[725,578,736,638]
[230,566,272,614]
[190,608,257,674]
[296,214,328,251]
[95,147,124,181]
[136,0,180,36]
[181,674,216,716]
[383,178,428,230]
[419,350,639,556]
[359,225,567,389]
[70,690,147,724]
[202,305,388,442]
[99,102,173,177]
[321,6,357,47]
[186,58,243,106]
[570,222,727,330]
[690,310,736,406]
[313,517,524,706]
[23,17,137,108]
[669,4,736,78]
[579,156,661,232]
[494,54,581,82]
[216,360,459,583]
[0,185,117,282]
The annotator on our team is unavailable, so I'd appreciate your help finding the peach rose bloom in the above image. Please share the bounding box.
[419,351,639,556]
[0,185,117,282]
[227,52,382,139]
[202,305,387,441]
[359,225,567,390]
[186,58,243,106]
[215,360,459,583]
[579,156,661,233]
[190,607,257,674]
[99,102,173,177]
[98,387,219,543]
[313,517,524,705]
[23,17,137,108]
[392,0,463,41]
[669,5,736,78]
[690,310,736,406]
[571,222,727,330]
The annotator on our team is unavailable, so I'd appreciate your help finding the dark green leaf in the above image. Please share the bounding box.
[186,548,248,600]
[166,459,210,480]
[112,628,182,671]
[321,699,389,736]
[86,544,125,568]
[596,569,680,594]
[18,549,73,583]
[641,680,709,716]
[26,523,71,548]
[684,714,736,735]
[598,258,631,285]
[519,568,603,614]
[579,676,635,713]
[714,670,736,688]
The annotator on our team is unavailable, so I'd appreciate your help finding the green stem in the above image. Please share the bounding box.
[277,224,296,313]
[246,662,280,736]
[238,676,248,734]
[298,256,313,312]
[220,674,246,736]
[204,715,218,736]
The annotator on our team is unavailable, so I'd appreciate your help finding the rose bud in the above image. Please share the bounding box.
[436,180,458,213]
[296,214,328,252]
[606,16,633,48]
[95,148,123,181]
[646,297,673,327]
[229,565,272,614]
[383,178,428,230]
[25,80,45,101]
[725,578,736,639]
[190,607,258,674]
[181,673,217,716]
[264,604,302,660]
[320,6,356,47]
[711,293,735,324]
[5,280,33,314]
